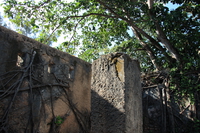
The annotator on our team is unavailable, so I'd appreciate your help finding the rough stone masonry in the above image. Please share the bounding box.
[91,53,143,133]
[0,26,91,133]
[0,26,143,133]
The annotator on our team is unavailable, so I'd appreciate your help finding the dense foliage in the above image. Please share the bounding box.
[2,0,200,99]
[2,0,199,69]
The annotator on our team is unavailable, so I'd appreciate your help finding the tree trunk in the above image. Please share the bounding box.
[147,1,181,62]
[132,27,161,70]
[128,21,174,63]
[155,25,181,61]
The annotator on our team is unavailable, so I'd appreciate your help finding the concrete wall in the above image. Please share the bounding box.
[0,26,144,133]
[91,53,143,133]
[0,26,91,133]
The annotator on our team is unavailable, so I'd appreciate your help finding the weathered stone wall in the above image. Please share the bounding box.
[91,53,143,133]
[0,26,91,133]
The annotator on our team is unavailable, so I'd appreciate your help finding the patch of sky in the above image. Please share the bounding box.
[0,0,74,47]
[127,2,181,37]
[166,2,182,11]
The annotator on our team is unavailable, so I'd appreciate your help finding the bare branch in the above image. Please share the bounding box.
[44,24,61,44]
[130,23,174,62]
[132,27,161,70]
[44,13,118,43]
[147,5,181,61]
[147,0,154,9]
[68,17,85,45]
[155,24,181,61]
[95,0,128,20]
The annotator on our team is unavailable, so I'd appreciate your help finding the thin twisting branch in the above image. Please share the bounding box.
[44,13,117,43]
[52,73,89,133]
[0,51,36,132]
[68,17,85,45]
[0,83,69,94]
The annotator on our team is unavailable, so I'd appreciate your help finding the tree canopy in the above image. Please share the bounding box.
[2,0,200,72]
[1,0,200,130]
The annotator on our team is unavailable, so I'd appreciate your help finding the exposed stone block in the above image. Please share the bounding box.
[91,53,143,133]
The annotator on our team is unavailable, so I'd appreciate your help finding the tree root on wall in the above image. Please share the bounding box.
[0,50,89,133]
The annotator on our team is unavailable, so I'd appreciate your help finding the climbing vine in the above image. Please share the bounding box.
[0,50,90,133]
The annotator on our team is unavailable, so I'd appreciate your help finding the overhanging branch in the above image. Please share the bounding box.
[95,0,174,63]
[132,27,161,70]
[44,12,118,43]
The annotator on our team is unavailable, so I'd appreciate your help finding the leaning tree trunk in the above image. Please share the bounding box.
[131,27,162,70]
[147,0,181,62]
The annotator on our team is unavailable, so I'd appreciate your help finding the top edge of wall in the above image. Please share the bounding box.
[94,52,139,62]
[0,26,91,65]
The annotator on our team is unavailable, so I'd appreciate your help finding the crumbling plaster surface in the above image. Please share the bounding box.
[91,53,143,133]
[0,26,91,133]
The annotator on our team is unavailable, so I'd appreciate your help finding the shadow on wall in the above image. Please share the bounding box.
[0,25,91,133]
[91,86,199,133]
[91,90,125,133]
[143,87,199,133]
[0,49,91,133]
